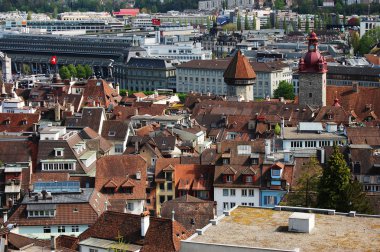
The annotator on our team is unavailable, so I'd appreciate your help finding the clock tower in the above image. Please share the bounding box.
[298,32,327,107]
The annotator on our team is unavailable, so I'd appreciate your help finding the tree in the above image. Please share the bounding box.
[119,89,127,96]
[84,65,93,78]
[314,15,318,30]
[76,64,86,79]
[274,123,281,136]
[237,13,242,31]
[67,64,77,78]
[244,14,249,30]
[274,0,285,10]
[59,66,71,80]
[358,27,380,55]
[317,145,351,210]
[206,17,211,30]
[283,17,287,33]
[275,15,279,29]
[273,81,295,100]
[27,11,32,20]
[222,23,237,31]
[285,157,322,207]
[305,16,310,33]
[339,180,373,214]
[252,16,257,30]
[350,31,360,54]
[265,16,272,29]
[22,64,32,75]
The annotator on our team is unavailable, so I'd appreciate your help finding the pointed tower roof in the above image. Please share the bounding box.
[224,50,256,80]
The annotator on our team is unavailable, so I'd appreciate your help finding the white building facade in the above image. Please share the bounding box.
[214,187,260,215]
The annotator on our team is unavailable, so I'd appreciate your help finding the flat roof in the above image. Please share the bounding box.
[283,127,346,140]
[192,207,380,251]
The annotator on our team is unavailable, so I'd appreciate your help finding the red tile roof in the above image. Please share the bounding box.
[82,79,121,108]
[224,50,256,80]
[0,113,40,132]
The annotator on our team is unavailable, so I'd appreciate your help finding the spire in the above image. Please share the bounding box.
[223,50,256,80]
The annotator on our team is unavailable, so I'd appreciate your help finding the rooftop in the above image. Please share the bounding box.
[283,127,346,140]
[191,207,380,251]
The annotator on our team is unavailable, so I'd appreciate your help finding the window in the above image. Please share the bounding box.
[309,93,312,98]
[58,226,65,233]
[124,187,133,194]
[167,196,173,201]
[272,169,281,176]
[43,226,51,233]
[251,158,258,165]
[245,176,253,183]
[223,202,229,210]
[89,249,98,252]
[160,196,165,204]
[223,158,230,164]
[165,172,172,181]
[223,189,229,196]
[159,183,165,190]
[242,189,247,197]
[241,202,247,206]
[127,202,134,211]
[363,176,370,184]
[264,196,276,205]
[353,162,361,174]
[115,144,123,153]
[248,203,255,207]
[237,145,251,155]
[72,225,79,232]
[248,189,255,197]
[230,189,236,196]
[108,131,116,136]
[230,202,236,208]
[226,175,232,182]
[167,182,173,191]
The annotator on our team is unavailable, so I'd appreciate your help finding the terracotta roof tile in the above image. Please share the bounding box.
[223,50,256,80]
[0,113,40,132]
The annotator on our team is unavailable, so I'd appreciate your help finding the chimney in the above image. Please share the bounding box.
[352,82,359,93]
[116,83,120,95]
[3,211,8,223]
[171,210,175,221]
[265,139,271,156]
[135,141,139,154]
[105,201,108,211]
[141,211,150,237]
[42,190,47,200]
[50,236,56,250]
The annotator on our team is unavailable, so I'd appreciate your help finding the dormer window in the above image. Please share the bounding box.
[223,175,233,183]
[54,148,64,157]
[108,131,116,136]
[4,118,10,125]
[223,158,230,164]
[21,119,28,125]
[251,158,258,165]
[124,187,133,194]
[245,175,253,183]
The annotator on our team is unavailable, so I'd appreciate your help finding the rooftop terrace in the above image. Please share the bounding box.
[190,206,380,252]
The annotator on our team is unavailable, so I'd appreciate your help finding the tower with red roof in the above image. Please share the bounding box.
[298,32,328,107]
[224,50,256,101]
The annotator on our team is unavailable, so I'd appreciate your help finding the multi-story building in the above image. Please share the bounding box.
[214,140,264,215]
[143,42,212,63]
[7,184,106,239]
[176,58,293,98]
[326,65,380,88]
[360,17,380,37]
[119,57,179,91]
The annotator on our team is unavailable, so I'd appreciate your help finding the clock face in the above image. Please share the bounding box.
[309,45,315,51]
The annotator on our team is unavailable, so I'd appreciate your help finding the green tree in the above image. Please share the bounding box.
[274,0,285,10]
[222,23,237,31]
[59,66,71,80]
[358,27,380,55]
[283,17,287,33]
[84,65,93,78]
[27,11,32,20]
[244,14,249,30]
[119,89,127,96]
[285,157,322,207]
[22,64,32,75]
[317,145,351,210]
[266,16,272,29]
[52,7,58,19]
[76,64,86,79]
[252,16,257,30]
[343,15,347,25]
[237,13,242,31]
[339,180,373,214]
[314,15,317,30]
[274,123,281,136]
[177,93,187,103]
[273,81,295,100]
[350,31,360,54]
[206,17,211,30]
[67,64,77,78]
[305,16,310,33]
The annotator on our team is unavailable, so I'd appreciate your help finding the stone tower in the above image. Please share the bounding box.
[224,50,256,101]
[298,32,328,107]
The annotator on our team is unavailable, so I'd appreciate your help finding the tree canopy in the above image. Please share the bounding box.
[273,81,295,100]
[59,66,71,80]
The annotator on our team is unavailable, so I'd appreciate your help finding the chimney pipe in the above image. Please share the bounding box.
[50,236,56,251]
[171,210,175,221]
[105,201,108,211]
[3,211,8,223]
[141,211,150,237]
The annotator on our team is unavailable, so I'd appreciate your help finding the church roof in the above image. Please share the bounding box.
[223,50,256,79]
